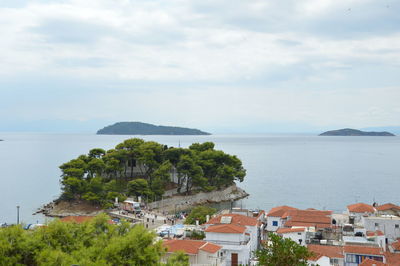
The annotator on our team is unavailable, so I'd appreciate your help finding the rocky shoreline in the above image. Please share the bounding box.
[35,184,249,217]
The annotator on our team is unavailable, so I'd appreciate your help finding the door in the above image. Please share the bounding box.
[231,253,238,266]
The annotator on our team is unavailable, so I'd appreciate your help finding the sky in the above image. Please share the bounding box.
[0,0,399,133]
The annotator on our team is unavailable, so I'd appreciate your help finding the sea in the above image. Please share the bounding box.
[1,133,399,225]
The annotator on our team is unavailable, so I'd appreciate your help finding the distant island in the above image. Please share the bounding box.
[97,122,211,135]
[319,128,395,136]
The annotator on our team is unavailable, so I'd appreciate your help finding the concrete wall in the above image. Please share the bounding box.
[280,231,306,246]
[362,216,400,240]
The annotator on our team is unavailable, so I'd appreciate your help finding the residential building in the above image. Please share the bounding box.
[204,213,260,266]
[266,205,297,232]
[307,244,344,266]
[281,209,333,229]
[375,203,400,217]
[359,258,386,266]
[343,245,385,266]
[362,216,400,241]
[276,227,307,246]
[347,203,376,224]
[163,239,225,266]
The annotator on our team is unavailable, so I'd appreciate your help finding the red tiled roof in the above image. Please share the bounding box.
[164,240,221,255]
[392,240,400,251]
[385,251,400,266]
[276,227,305,234]
[267,206,297,217]
[375,203,400,212]
[347,203,376,213]
[60,216,94,223]
[366,231,385,237]
[205,224,246,234]
[359,258,386,266]
[205,214,258,226]
[307,244,344,259]
[344,245,384,256]
[282,210,332,219]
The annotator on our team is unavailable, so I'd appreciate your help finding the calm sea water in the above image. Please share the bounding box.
[1,133,399,224]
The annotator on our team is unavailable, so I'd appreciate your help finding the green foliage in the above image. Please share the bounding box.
[255,233,312,266]
[0,214,180,266]
[185,206,216,225]
[165,251,190,266]
[188,230,205,240]
[58,138,246,207]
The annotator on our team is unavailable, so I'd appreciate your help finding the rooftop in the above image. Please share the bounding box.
[344,245,384,256]
[164,239,222,255]
[366,230,385,237]
[205,224,246,234]
[206,213,258,227]
[276,227,305,234]
[267,205,297,217]
[307,244,344,259]
[375,203,400,212]
[359,258,386,266]
[347,203,376,213]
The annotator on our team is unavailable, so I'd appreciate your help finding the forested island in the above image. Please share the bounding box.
[97,122,210,135]
[319,128,395,136]
[56,138,246,209]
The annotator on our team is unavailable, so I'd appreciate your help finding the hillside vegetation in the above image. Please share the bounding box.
[97,122,210,135]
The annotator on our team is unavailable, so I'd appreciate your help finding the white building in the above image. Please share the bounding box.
[362,215,400,241]
[343,245,385,266]
[204,213,261,266]
[163,239,225,266]
[266,205,297,232]
[276,227,307,246]
[347,203,376,224]
[307,244,344,266]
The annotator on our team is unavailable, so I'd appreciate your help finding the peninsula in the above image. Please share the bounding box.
[319,128,395,136]
[97,122,211,135]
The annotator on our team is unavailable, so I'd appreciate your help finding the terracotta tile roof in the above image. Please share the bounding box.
[60,216,94,223]
[347,203,376,213]
[205,213,258,226]
[359,258,386,266]
[391,240,400,251]
[276,227,305,234]
[344,245,384,256]
[282,210,332,219]
[307,244,344,259]
[375,203,400,212]
[164,240,221,255]
[366,230,385,237]
[267,206,297,217]
[205,224,246,234]
[199,242,222,253]
[385,251,400,266]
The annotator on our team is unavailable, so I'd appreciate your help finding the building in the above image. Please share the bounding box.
[281,209,333,230]
[347,203,376,224]
[362,216,400,241]
[204,213,260,266]
[359,258,386,266]
[163,239,225,266]
[276,227,307,246]
[307,244,344,266]
[343,245,385,265]
[266,205,297,232]
[375,203,400,217]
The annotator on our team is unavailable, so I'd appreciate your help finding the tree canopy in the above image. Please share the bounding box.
[255,233,312,266]
[59,139,246,207]
[0,214,188,266]
[185,206,216,225]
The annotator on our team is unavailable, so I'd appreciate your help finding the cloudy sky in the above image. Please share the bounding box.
[0,0,399,133]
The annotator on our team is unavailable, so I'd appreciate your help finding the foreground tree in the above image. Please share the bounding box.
[185,206,216,225]
[255,233,312,266]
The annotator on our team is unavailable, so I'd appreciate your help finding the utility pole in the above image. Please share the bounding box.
[16,205,20,225]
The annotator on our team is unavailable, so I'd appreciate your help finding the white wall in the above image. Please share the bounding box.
[363,217,400,241]
[308,256,330,266]
[266,216,282,231]
[280,231,306,246]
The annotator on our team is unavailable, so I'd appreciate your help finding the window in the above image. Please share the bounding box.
[395,224,399,229]
[346,254,357,263]
[375,223,379,227]
[272,221,278,226]
[298,233,302,235]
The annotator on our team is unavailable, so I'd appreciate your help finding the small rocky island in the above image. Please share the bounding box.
[319,128,395,136]
[97,122,211,135]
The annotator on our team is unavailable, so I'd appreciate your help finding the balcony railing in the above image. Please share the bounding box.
[206,239,250,246]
